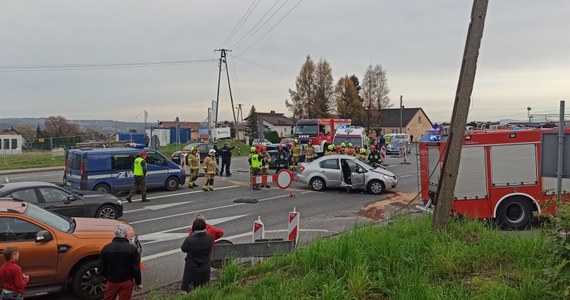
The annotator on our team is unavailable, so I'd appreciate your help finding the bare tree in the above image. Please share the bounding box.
[44,116,80,137]
[313,59,334,117]
[361,64,391,131]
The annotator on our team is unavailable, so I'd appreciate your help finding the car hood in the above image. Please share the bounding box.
[76,191,120,201]
[369,167,396,177]
[72,218,136,239]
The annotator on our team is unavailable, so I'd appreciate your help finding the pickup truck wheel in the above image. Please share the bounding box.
[93,183,111,193]
[96,204,118,219]
[165,176,179,191]
[73,260,105,300]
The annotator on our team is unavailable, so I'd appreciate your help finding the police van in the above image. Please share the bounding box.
[65,147,185,193]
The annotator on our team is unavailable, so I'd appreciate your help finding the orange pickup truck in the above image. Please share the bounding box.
[0,199,141,299]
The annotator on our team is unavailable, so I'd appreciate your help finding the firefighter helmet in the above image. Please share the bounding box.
[348,143,353,148]
[340,142,346,148]
[250,146,256,153]
[209,149,216,155]
[327,144,334,151]
[360,148,366,154]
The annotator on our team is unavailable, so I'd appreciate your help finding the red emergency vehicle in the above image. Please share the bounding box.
[295,118,351,154]
[420,127,570,229]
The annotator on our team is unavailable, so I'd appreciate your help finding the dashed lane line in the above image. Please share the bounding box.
[122,185,239,203]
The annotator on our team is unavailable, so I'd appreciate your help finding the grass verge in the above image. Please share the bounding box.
[0,151,64,171]
[152,216,551,299]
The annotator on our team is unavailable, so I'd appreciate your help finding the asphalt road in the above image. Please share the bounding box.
[2,150,421,299]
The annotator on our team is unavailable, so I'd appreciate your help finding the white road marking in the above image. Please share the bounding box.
[123,185,239,203]
[6,176,28,180]
[400,175,413,178]
[131,191,312,225]
[124,201,194,214]
[139,214,249,245]
[141,227,327,261]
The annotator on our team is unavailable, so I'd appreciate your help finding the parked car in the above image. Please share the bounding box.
[0,199,141,299]
[296,155,398,194]
[65,147,185,193]
[0,181,123,219]
[252,138,272,146]
[386,139,411,155]
[266,144,306,169]
[171,142,214,164]
[280,137,295,144]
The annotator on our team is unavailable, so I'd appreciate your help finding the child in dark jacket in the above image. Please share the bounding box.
[0,247,29,300]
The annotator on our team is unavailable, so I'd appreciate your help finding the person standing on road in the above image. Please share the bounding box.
[218,142,234,177]
[325,144,335,156]
[99,224,143,300]
[201,149,217,191]
[368,145,381,166]
[213,145,220,175]
[180,218,214,293]
[180,148,189,177]
[0,247,29,300]
[260,145,271,188]
[275,144,289,173]
[126,151,148,203]
[187,147,200,188]
[290,139,302,171]
[248,146,262,190]
[305,140,315,162]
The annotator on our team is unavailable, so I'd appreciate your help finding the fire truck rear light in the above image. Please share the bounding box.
[465,135,472,140]
[509,133,516,138]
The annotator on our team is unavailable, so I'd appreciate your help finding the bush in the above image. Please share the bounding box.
[543,201,570,299]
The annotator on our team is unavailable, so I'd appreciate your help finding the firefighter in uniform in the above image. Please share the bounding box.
[187,147,200,188]
[305,140,316,162]
[290,139,302,170]
[202,149,217,191]
[248,146,262,190]
[368,145,381,166]
[275,144,289,172]
[357,147,368,162]
[346,143,355,156]
[339,142,346,154]
[260,145,271,188]
[325,144,335,156]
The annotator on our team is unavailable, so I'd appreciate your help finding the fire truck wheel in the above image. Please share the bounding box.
[497,197,533,230]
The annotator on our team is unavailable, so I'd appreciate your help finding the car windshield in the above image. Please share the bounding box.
[296,124,318,135]
[24,203,72,233]
[333,136,363,146]
[183,143,199,151]
[391,135,408,141]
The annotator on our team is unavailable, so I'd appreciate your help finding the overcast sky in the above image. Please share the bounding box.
[1,0,569,124]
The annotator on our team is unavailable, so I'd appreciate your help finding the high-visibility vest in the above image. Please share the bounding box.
[251,154,262,168]
[133,157,145,176]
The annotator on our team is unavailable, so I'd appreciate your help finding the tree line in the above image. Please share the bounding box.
[285,55,391,130]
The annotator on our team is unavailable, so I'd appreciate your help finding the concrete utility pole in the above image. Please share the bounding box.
[432,0,489,229]
[214,49,239,138]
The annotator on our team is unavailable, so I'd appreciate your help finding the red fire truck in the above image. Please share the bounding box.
[294,118,351,155]
[420,127,570,229]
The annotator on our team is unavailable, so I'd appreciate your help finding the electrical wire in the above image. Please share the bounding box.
[232,54,293,75]
[237,0,304,55]
[217,0,261,48]
[228,55,242,100]
[0,59,218,72]
[230,0,287,50]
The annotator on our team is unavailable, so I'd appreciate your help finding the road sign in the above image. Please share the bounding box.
[276,169,294,189]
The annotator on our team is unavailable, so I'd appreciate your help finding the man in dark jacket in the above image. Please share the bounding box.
[99,224,142,300]
[213,145,220,175]
[181,218,214,292]
[218,142,234,177]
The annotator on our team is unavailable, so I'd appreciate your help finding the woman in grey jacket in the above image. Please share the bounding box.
[180,218,214,292]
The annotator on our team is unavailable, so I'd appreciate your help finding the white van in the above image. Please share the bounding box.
[333,126,367,148]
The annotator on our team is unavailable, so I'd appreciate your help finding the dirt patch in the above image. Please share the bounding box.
[362,192,420,220]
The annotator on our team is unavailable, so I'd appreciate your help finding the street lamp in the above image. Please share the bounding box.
[527,107,532,124]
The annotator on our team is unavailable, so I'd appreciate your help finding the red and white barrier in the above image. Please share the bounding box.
[251,169,294,189]
[380,146,386,164]
[252,216,265,242]
[288,207,300,244]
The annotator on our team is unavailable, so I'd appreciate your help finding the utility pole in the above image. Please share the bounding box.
[214,49,239,138]
[399,95,403,133]
[432,0,488,229]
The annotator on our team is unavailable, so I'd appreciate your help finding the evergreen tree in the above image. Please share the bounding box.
[245,105,259,145]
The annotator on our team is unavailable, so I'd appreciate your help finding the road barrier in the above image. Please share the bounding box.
[288,207,300,244]
[380,146,386,164]
[251,169,294,189]
[252,216,265,242]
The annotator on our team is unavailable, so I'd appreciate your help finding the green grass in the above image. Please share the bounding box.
[0,151,64,171]
[151,216,551,300]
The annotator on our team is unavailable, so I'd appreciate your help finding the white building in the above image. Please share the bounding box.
[0,134,23,156]
[250,111,295,137]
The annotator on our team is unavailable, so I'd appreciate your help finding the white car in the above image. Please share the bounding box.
[252,138,272,146]
[296,155,398,194]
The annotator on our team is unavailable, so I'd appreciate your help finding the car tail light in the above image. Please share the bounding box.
[80,161,86,178]
[299,165,305,173]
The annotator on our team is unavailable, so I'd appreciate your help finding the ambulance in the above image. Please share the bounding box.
[332,126,367,149]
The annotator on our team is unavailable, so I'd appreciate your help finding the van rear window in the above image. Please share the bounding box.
[112,153,136,170]
[68,154,82,170]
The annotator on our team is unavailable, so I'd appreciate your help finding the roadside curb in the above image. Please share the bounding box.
[0,166,64,175]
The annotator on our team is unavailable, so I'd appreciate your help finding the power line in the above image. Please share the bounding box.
[217,0,261,48]
[231,0,288,50]
[232,55,293,75]
[0,59,218,72]
[237,0,304,55]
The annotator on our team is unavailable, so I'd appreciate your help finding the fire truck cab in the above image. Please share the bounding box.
[295,119,351,155]
[420,128,570,229]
